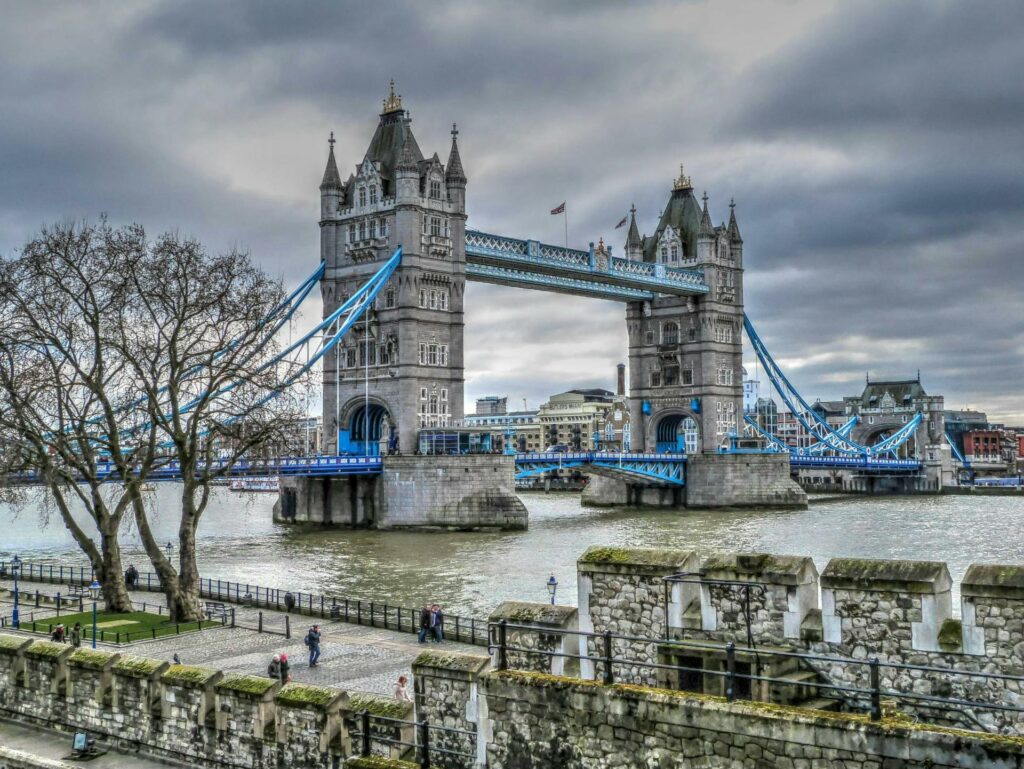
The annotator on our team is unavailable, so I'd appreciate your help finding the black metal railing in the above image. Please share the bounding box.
[488,619,1024,727]
[350,709,477,768]
[0,559,490,646]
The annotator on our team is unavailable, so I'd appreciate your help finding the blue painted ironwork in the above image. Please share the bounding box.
[513,451,686,486]
[788,455,922,471]
[466,264,655,301]
[946,432,969,466]
[465,229,707,299]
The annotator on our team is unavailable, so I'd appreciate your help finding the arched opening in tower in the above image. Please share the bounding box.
[655,414,699,454]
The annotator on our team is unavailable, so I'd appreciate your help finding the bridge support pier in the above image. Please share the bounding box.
[274,455,527,530]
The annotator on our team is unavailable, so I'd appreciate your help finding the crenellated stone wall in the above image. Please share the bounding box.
[0,636,400,768]
[576,547,1024,734]
[487,602,578,676]
[412,650,489,769]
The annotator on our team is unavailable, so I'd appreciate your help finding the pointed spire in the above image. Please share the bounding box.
[728,198,743,242]
[320,132,341,190]
[626,203,641,249]
[699,191,714,236]
[445,123,466,184]
[382,79,403,113]
[673,163,692,191]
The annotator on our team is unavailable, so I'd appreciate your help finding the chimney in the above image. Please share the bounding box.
[616,363,626,397]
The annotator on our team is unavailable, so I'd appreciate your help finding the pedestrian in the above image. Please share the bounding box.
[284,592,296,613]
[50,624,66,643]
[70,622,82,648]
[304,625,322,667]
[418,603,432,644]
[124,564,139,589]
[431,604,445,643]
[280,653,292,682]
[268,654,283,682]
[172,653,182,665]
[394,675,411,702]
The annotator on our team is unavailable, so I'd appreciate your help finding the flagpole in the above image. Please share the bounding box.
[564,204,568,249]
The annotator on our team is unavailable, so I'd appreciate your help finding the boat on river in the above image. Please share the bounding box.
[229,478,279,493]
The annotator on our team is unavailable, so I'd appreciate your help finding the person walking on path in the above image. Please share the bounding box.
[418,604,432,644]
[305,625,322,667]
[280,654,292,682]
[431,604,444,643]
[268,654,282,682]
[50,624,65,643]
[284,592,296,613]
[124,564,139,589]
[394,675,411,702]
[69,622,82,648]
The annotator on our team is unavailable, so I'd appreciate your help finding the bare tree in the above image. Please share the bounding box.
[113,232,306,621]
[0,221,153,611]
[0,221,307,620]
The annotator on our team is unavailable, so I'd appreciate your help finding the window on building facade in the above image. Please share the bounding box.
[645,330,654,345]
[650,371,661,388]
[670,245,678,261]
[439,291,449,310]
[682,368,693,385]
[420,387,427,400]
[384,288,395,309]
[664,366,679,386]
[428,344,438,366]
[369,185,377,204]
[661,247,668,262]
[663,322,679,345]
[605,423,615,440]
[715,326,733,344]
[369,220,377,239]
[439,345,448,366]
[346,349,356,368]
[429,290,438,310]
[430,179,442,199]
[359,187,367,207]
[716,368,734,386]
[430,217,441,237]
[359,221,366,240]
[419,289,427,308]
[715,400,737,437]
[348,224,356,242]
[418,343,427,365]
[380,218,387,237]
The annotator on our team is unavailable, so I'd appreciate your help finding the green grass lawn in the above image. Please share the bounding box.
[24,610,221,643]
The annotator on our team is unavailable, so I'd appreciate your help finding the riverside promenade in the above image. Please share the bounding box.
[0,576,479,696]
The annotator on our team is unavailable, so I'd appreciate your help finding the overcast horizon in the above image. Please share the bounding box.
[2,1,1022,422]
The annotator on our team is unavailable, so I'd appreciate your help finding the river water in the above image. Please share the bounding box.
[2,488,1024,617]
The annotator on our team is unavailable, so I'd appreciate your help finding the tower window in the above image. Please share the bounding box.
[369,185,378,204]
[663,322,679,345]
[369,220,377,239]
[430,180,442,200]
[346,349,356,367]
[359,187,367,207]
[348,224,356,242]
[419,289,427,308]
[670,245,678,261]
[439,291,449,310]
[380,218,387,237]
[384,288,395,309]
[430,217,441,237]
[359,221,366,240]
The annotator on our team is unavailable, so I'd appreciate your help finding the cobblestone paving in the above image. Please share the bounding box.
[0,579,482,697]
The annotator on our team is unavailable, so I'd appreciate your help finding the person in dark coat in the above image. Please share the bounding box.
[418,604,432,644]
[284,592,296,613]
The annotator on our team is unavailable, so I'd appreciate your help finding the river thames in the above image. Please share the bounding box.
[3,488,1024,617]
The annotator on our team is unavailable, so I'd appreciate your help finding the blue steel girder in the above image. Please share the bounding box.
[465,229,708,300]
[466,263,654,301]
[514,451,686,486]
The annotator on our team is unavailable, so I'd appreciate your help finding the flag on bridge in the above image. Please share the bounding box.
[615,215,628,228]
[550,202,565,215]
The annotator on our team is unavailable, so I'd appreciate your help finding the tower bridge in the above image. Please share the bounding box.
[39,81,926,527]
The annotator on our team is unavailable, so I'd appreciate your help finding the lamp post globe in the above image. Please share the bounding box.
[11,555,22,629]
[89,579,101,649]
[165,542,174,560]
[546,575,558,605]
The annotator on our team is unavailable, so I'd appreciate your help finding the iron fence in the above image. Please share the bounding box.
[351,709,476,768]
[488,619,1024,727]
[0,559,489,646]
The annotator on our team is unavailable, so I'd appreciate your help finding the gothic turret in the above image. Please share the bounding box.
[697,191,715,262]
[320,132,342,220]
[625,204,642,260]
[394,135,420,202]
[728,198,743,243]
[445,123,467,212]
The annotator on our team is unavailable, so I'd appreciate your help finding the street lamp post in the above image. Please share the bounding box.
[89,579,101,649]
[165,542,174,561]
[11,555,22,629]
[546,575,558,606]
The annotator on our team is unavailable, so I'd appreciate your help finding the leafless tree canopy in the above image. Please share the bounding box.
[0,220,308,619]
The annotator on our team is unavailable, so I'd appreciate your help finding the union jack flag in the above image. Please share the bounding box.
[615,215,628,228]
[550,202,565,215]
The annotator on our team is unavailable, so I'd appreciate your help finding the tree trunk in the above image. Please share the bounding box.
[165,520,203,622]
[97,527,134,613]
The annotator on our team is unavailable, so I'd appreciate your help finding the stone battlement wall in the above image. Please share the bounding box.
[0,635,415,768]
[577,546,1024,733]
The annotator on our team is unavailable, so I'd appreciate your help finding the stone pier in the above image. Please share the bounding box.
[275,454,527,530]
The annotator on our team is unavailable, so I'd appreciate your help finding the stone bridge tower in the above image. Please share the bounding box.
[320,82,467,455]
[625,167,745,454]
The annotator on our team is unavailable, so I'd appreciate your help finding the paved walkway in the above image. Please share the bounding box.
[0,579,482,697]
[0,719,185,768]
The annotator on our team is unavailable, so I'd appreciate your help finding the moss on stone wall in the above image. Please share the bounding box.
[821,557,947,588]
[488,601,576,626]
[346,757,418,769]
[578,545,690,569]
[348,693,411,719]
[216,674,277,697]
[25,640,70,659]
[69,648,118,669]
[412,649,489,672]
[0,634,29,652]
[113,655,166,678]
[276,682,340,710]
[161,664,218,686]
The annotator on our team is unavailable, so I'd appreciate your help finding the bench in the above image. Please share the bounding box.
[66,584,89,598]
[204,601,228,622]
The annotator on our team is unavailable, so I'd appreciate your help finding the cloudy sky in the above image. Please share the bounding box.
[2,1,1022,422]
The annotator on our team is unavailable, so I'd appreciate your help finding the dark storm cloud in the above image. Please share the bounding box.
[0,1,1021,420]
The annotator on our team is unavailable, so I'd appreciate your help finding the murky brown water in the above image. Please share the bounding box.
[3,487,1024,616]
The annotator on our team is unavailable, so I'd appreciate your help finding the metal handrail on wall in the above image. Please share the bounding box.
[352,710,477,768]
[0,560,490,647]
[487,619,1024,726]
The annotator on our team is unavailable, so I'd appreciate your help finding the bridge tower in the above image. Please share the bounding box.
[625,168,744,454]
[320,82,467,455]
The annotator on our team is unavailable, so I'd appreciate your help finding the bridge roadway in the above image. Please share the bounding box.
[12,452,921,486]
